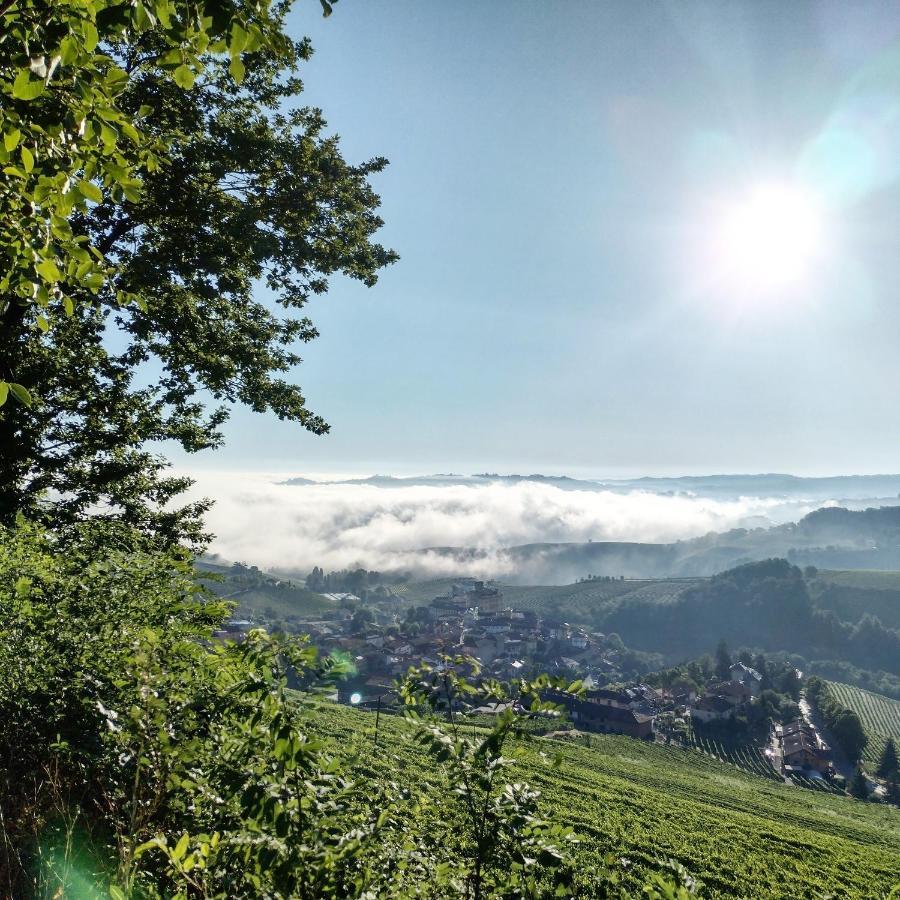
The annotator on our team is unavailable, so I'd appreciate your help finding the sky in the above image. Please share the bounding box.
[174,0,900,479]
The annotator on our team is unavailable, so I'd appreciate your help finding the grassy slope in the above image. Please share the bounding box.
[395,578,699,624]
[818,570,900,590]
[309,702,900,899]
[829,681,900,769]
[226,586,337,622]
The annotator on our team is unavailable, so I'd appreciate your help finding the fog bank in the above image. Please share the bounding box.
[185,473,829,578]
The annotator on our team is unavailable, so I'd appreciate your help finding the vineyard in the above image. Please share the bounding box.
[828,681,900,768]
[309,702,900,898]
[681,732,782,782]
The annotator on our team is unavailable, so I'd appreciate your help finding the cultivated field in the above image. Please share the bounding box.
[828,681,900,769]
[310,702,900,898]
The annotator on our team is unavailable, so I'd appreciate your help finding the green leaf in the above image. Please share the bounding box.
[36,259,62,282]
[0,382,8,406]
[20,145,33,173]
[76,179,103,202]
[230,22,248,55]
[109,886,126,900]
[9,383,32,407]
[12,70,44,100]
[62,296,74,316]
[229,56,245,84]
[36,314,49,332]
[99,123,117,148]
[173,65,195,89]
[154,0,172,28]
[82,21,99,52]
[173,833,190,862]
[4,129,21,151]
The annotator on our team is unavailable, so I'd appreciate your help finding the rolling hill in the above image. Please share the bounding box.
[309,701,900,898]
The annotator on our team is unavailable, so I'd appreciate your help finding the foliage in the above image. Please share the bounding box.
[310,701,900,898]
[806,677,869,765]
[878,738,899,781]
[0,0,337,403]
[398,655,580,899]
[0,0,396,543]
[605,559,900,677]
[849,767,870,801]
[0,519,392,898]
[826,681,900,768]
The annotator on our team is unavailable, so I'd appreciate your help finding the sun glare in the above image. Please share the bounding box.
[713,182,826,295]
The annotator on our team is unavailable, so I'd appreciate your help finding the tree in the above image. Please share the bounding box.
[715,639,732,680]
[1,0,396,543]
[849,766,869,800]
[830,708,868,764]
[877,737,899,780]
[0,0,338,404]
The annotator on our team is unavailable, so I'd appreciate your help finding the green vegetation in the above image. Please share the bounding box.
[199,561,337,625]
[806,678,869,764]
[0,0,322,404]
[308,702,900,898]
[827,682,900,769]
[605,559,900,677]
[399,577,695,622]
[680,733,782,783]
[0,519,706,898]
[0,0,396,542]
[817,570,900,591]
[810,571,900,631]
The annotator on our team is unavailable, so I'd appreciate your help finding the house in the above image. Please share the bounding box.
[690,694,736,722]
[708,680,752,705]
[547,691,654,739]
[729,663,762,697]
[588,688,631,708]
[480,616,511,635]
[781,719,830,773]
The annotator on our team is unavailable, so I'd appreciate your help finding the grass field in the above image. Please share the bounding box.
[828,681,900,770]
[308,702,900,898]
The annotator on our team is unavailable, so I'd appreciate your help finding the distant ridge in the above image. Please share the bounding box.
[278,471,900,501]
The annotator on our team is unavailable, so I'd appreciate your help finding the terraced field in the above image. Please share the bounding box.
[829,681,900,769]
[683,733,782,782]
[309,702,900,898]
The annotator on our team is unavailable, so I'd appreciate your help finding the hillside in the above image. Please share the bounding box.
[197,559,337,626]
[389,506,900,583]
[310,702,900,898]
[828,682,900,769]
[398,576,698,625]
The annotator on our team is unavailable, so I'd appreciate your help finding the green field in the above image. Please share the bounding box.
[828,681,900,769]
[817,570,900,590]
[682,732,783,783]
[309,702,900,898]
[198,566,337,623]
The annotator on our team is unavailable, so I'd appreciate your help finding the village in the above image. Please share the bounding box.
[219,577,835,783]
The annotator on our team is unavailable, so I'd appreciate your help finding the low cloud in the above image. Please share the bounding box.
[183,473,821,578]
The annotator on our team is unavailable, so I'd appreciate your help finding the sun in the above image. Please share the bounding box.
[713,182,826,294]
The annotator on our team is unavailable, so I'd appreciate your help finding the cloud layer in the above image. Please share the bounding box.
[185,473,824,578]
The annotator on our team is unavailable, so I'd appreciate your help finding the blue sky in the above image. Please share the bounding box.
[178,1,900,478]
